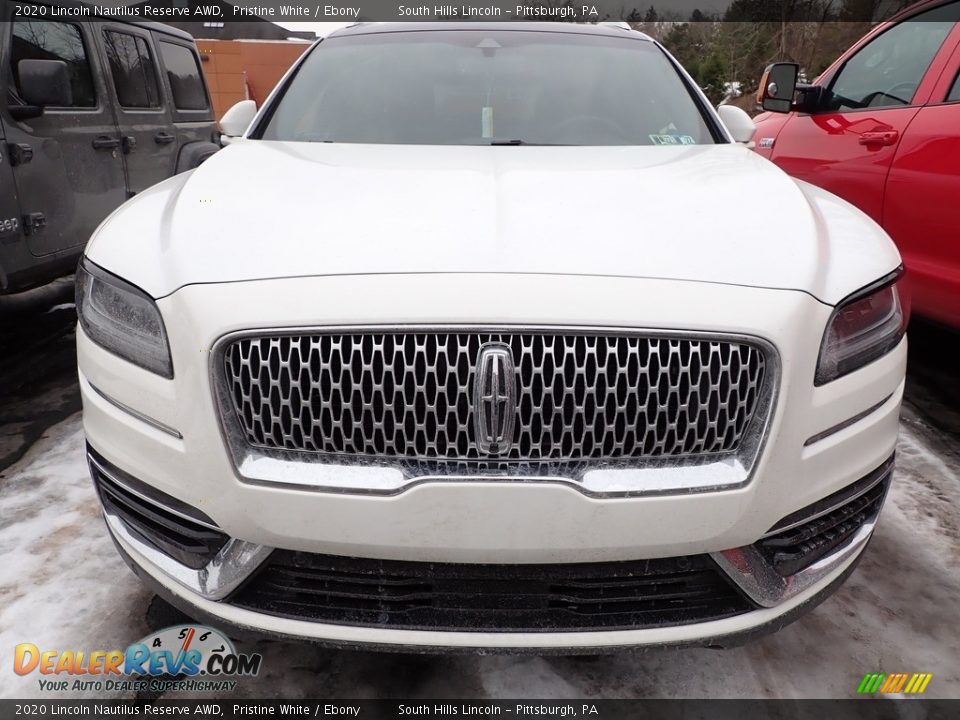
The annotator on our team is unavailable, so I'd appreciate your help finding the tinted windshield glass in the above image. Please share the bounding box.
[259,30,715,146]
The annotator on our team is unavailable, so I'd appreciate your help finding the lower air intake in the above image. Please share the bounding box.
[758,459,892,577]
[89,449,228,570]
[230,551,754,632]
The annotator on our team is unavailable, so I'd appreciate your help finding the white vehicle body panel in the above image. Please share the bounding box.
[85,143,899,305]
[79,272,904,561]
[78,23,906,650]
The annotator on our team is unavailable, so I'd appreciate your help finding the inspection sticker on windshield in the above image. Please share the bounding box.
[650,134,696,145]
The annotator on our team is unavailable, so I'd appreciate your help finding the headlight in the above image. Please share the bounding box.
[76,258,173,378]
[815,270,906,385]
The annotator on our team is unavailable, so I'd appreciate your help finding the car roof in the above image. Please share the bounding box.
[28,0,196,42]
[328,22,652,42]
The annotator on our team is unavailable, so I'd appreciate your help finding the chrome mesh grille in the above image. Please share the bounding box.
[220,331,768,465]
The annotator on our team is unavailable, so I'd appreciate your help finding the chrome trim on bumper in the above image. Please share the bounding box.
[88,452,219,532]
[711,459,892,608]
[103,511,272,601]
[210,325,781,497]
[711,519,876,609]
[91,449,272,600]
[107,495,873,615]
[232,451,753,498]
[100,466,880,620]
[804,394,893,447]
[229,454,756,498]
[762,455,893,538]
[89,381,183,439]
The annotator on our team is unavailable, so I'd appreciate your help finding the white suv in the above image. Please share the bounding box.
[77,22,905,652]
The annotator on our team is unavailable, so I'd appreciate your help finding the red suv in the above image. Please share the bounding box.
[753,0,960,327]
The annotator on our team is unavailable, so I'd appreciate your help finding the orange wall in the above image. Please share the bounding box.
[196,39,311,120]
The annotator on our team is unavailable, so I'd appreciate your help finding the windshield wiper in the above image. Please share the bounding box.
[489,139,569,146]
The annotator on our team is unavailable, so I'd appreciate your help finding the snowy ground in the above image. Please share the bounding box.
[0,308,957,700]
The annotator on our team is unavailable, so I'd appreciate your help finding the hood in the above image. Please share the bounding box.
[87,141,900,303]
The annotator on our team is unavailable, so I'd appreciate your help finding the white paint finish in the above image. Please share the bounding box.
[218,99,258,138]
[77,272,905,563]
[85,141,900,304]
[717,105,757,144]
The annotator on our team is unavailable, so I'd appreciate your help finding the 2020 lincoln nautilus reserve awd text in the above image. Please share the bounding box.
[77,22,907,651]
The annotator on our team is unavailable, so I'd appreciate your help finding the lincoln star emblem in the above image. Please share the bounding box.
[474,343,517,455]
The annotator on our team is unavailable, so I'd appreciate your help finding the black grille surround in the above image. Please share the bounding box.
[229,551,755,632]
[89,449,228,570]
[219,330,771,473]
[757,459,893,577]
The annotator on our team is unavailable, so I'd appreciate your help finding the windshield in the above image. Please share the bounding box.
[258,29,717,146]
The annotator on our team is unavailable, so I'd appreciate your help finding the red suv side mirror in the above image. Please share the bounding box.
[757,63,799,113]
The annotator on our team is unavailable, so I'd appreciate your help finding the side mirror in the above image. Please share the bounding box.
[18,59,72,107]
[756,63,799,113]
[717,105,756,144]
[219,100,257,140]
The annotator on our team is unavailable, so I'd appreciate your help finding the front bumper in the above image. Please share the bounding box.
[92,443,890,651]
[112,528,873,654]
[79,273,905,649]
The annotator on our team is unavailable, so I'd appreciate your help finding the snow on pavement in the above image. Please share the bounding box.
[0,416,153,700]
[1,411,957,699]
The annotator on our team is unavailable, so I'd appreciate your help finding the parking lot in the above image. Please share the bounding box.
[0,290,957,700]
